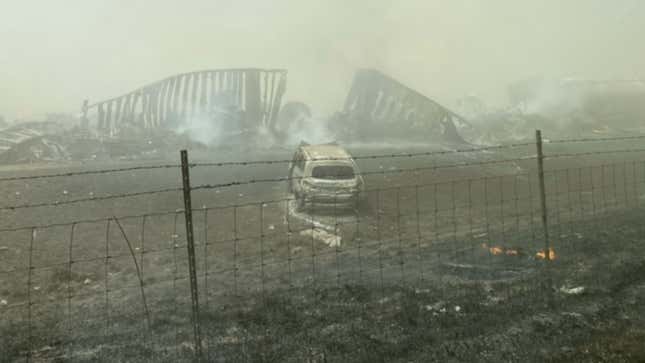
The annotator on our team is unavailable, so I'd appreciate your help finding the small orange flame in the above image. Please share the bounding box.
[536,248,556,260]
[489,246,504,255]
[482,243,519,256]
[505,249,518,256]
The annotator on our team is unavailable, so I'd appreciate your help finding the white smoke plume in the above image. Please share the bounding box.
[173,111,223,146]
[284,115,335,146]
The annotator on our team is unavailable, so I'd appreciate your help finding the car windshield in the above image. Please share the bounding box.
[311,165,355,180]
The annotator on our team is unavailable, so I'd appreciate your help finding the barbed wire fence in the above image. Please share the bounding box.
[1,131,645,361]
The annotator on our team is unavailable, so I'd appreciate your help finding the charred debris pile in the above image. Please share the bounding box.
[0,118,205,164]
[459,78,645,144]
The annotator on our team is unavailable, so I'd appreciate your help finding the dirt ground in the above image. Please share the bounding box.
[1,140,645,362]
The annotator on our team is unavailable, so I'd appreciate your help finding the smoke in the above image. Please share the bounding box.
[170,107,238,147]
[173,106,282,149]
[522,80,584,116]
[4,1,645,121]
[284,116,335,146]
[173,108,335,149]
[174,111,222,146]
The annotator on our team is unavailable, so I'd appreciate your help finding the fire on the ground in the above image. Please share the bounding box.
[481,243,556,260]
[535,247,556,260]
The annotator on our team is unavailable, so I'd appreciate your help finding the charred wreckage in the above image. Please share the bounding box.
[1,69,644,163]
[76,68,472,149]
[0,68,473,163]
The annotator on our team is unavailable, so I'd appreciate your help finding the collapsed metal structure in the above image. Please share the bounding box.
[82,68,287,136]
[338,69,470,143]
[81,67,471,145]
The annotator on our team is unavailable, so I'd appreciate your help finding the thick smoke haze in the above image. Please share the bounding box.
[1,0,644,120]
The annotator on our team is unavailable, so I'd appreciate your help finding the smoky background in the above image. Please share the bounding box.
[1,0,644,121]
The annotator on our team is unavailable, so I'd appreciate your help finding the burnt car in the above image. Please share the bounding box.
[288,143,365,210]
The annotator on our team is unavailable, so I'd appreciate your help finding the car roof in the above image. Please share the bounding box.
[299,144,352,161]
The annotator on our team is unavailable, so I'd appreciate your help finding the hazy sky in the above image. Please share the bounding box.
[1,0,644,120]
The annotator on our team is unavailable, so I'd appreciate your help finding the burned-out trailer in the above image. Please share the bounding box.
[330,69,471,144]
[81,68,288,138]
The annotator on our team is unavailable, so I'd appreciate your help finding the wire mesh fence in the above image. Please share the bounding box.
[2,131,645,361]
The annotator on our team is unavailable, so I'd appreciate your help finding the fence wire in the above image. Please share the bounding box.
[2,134,645,361]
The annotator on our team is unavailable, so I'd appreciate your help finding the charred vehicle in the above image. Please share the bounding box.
[288,143,364,210]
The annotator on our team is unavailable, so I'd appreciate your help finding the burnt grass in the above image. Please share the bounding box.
[202,227,645,363]
[3,211,645,362]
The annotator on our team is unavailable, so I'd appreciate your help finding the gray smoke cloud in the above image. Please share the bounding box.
[1,0,644,121]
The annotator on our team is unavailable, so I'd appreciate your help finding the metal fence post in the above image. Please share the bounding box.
[535,130,554,304]
[180,149,203,360]
[535,130,551,261]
